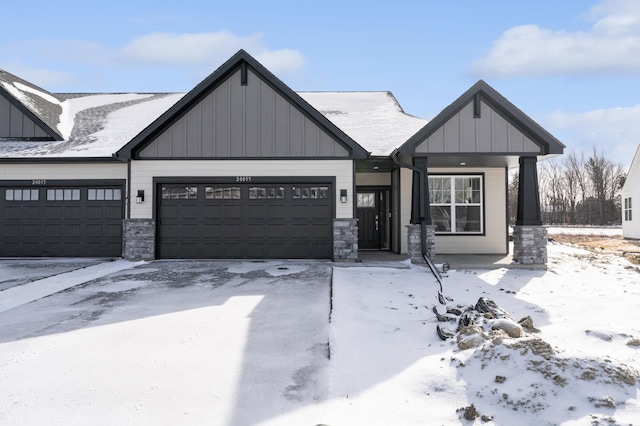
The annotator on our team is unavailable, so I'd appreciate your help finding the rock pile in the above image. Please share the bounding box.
[435,297,539,349]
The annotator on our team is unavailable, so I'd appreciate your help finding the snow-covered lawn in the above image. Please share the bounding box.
[0,242,639,425]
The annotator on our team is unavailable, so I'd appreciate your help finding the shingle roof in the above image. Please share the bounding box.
[0,68,64,140]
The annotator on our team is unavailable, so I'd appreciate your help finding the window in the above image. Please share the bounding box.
[249,186,285,199]
[357,193,376,208]
[88,188,122,201]
[5,189,39,201]
[161,186,197,200]
[292,186,329,199]
[428,175,483,234]
[624,197,633,221]
[47,188,80,201]
[206,186,241,199]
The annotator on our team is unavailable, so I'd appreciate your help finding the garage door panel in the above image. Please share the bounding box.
[158,182,332,259]
[0,185,123,257]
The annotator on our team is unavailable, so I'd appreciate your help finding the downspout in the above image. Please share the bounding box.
[392,150,449,305]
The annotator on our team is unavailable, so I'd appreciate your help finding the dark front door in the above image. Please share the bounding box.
[356,188,390,250]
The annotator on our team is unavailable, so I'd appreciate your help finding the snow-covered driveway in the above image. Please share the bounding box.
[0,260,331,425]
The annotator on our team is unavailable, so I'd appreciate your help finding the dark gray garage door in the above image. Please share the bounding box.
[157,182,333,259]
[0,184,124,257]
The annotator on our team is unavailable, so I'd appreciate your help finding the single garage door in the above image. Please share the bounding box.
[0,183,124,257]
[157,182,333,259]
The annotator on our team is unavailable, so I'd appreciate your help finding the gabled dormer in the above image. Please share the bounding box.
[0,69,63,141]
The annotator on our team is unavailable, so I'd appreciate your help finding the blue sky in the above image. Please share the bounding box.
[2,0,639,167]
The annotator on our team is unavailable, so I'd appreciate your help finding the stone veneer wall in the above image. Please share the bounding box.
[333,218,359,261]
[407,224,436,264]
[513,225,547,264]
[122,219,155,261]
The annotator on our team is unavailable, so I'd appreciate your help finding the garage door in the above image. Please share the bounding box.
[0,184,124,257]
[157,182,333,259]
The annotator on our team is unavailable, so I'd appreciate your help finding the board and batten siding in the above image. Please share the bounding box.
[431,167,507,254]
[0,163,127,181]
[0,96,49,138]
[138,68,349,159]
[416,101,541,155]
[129,159,354,219]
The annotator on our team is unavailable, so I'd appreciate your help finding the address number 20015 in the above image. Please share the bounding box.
[235,176,252,182]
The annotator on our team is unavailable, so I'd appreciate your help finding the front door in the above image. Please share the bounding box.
[356,188,390,250]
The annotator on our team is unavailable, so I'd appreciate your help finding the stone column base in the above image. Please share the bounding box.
[122,219,156,261]
[407,224,436,264]
[333,219,359,262]
[513,225,547,264]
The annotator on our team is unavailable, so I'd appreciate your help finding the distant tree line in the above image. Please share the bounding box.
[508,148,627,226]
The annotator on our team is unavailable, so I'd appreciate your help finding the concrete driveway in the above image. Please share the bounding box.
[0,259,332,426]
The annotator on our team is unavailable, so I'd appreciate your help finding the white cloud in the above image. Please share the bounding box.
[0,62,77,88]
[544,104,640,167]
[117,31,304,75]
[471,0,640,77]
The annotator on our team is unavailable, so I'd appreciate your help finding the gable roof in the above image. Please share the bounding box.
[398,80,565,166]
[116,50,369,160]
[0,69,64,140]
[621,144,640,193]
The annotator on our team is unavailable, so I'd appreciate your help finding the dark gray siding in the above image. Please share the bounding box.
[139,68,349,158]
[415,101,540,155]
[0,96,49,138]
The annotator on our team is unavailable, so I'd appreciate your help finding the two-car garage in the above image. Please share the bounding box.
[156,180,334,259]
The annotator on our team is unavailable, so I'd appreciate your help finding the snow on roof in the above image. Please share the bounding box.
[0,69,64,138]
[0,93,184,158]
[0,89,426,159]
[299,91,427,156]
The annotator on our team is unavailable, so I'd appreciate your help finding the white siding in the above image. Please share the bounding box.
[130,159,354,219]
[622,146,640,239]
[431,167,507,254]
[0,163,127,181]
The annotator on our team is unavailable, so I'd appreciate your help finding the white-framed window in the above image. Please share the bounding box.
[428,175,483,234]
[624,197,633,221]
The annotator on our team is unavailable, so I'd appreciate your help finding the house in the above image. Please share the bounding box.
[621,144,640,239]
[0,50,564,263]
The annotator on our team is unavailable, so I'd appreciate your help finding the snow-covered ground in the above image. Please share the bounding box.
[0,241,638,425]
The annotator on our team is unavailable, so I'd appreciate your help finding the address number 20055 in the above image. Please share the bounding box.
[235,176,252,182]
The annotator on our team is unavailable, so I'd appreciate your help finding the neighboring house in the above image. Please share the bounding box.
[0,50,564,263]
[621,144,640,239]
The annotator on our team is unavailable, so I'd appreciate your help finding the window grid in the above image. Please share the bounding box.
[292,186,329,199]
[429,176,483,234]
[5,189,39,201]
[162,186,198,200]
[206,186,242,200]
[47,188,80,201]
[88,188,122,201]
[624,197,633,221]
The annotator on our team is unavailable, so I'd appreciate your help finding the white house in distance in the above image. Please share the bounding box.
[621,144,640,239]
[0,50,564,264]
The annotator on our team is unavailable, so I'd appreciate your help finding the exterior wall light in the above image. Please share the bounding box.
[340,189,348,203]
[136,190,145,204]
